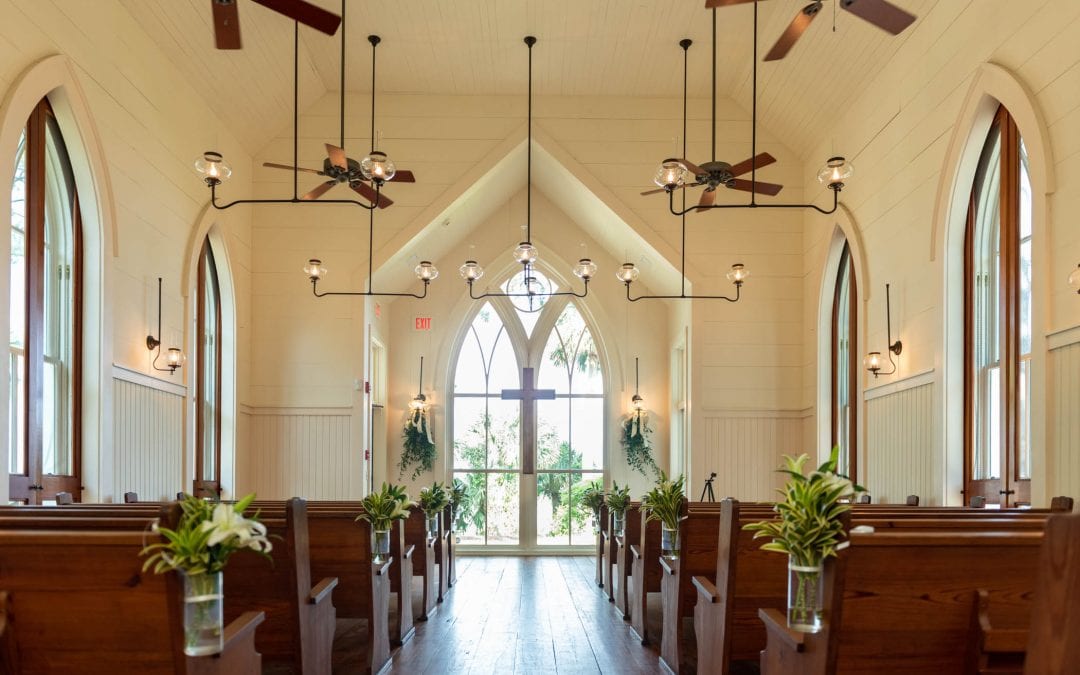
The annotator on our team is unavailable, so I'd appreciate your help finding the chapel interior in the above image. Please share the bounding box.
[1,0,1079,673]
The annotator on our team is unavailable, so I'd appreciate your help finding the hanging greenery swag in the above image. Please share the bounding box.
[399,405,437,481]
[621,409,659,478]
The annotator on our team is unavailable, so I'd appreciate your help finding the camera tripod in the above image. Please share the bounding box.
[700,472,717,502]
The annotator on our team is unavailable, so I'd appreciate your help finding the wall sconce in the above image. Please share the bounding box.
[865,283,902,378]
[1069,263,1080,294]
[146,277,185,375]
[409,356,428,413]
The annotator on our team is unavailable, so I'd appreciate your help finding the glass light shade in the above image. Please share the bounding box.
[864,351,883,373]
[166,348,186,370]
[303,258,327,281]
[1070,264,1080,294]
[653,159,689,189]
[573,258,598,280]
[631,394,645,411]
[616,263,640,283]
[194,151,232,182]
[726,263,750,285]
[459,260,484,281]
[513,241,538,265]
[415,260,439,281]
[817,156,853,186]
[360,151,396,181]
[408,395,427,411]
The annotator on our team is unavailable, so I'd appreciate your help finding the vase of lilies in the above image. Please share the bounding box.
[357,483,414,564]
[419,482,450,540]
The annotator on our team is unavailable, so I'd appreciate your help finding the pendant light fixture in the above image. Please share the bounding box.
[408,356,428,413]
[145,277,186,374]
[865,283,903,378]
[643,5,849,217]
[630,357,645,412]
[619,39,748,303]
[458,36,595,313]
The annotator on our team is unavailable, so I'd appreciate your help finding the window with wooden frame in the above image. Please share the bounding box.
[194,239,221,498]
[964,105,1032,507]
[831,242,857,478]
[8,97,82,505]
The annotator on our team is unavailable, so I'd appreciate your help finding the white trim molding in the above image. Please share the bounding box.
[112,365,187,398]
[1047,325,1080,351]
[864,369,935,401]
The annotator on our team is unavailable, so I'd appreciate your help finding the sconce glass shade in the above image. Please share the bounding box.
[631,393,645,411]
[166,348,186,371]
[573,258,598,281]
[408,394,427,411]
[616,263,640,283]
[194,151,232,182]
[360,151,396,182]
[1070,264,1080,294]
[726,263,750,285]
[304,259,327,281]
[817,156,853,187]
[415,260,439,281]
[459,260,484,281]
[864,351,883,373]
[513,241,539,265]
[653,159,690,189]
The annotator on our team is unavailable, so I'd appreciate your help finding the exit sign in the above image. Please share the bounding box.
[414,316,432,331]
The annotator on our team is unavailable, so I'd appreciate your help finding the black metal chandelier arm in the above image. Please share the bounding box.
[666,185,841,217]
[310,279,430,299]
[467,279,590,302]
[208,182,379,211]
[624,281,741,303]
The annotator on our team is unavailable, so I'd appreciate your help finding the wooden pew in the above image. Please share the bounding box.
[601,507,619,604]
[175,498,339,674]
[660,501,724,673]
[629,507,662,644]
[1023,513,1080,674]
[444,502,457,589]
[758,529,1044,674]
[595,503,608,588]
[390,516,415,646]
[435,508,449,601]
[405,508,439,620]
[0,527,264,674]
[612,502,642,618]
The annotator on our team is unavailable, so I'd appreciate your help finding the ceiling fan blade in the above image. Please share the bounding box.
[263,162,324,175]
[764,3,822,61]
[704,0,760,7]
[351,182,394,209]
[211,0,242,50]
[250,0,342,36]
[841,0,917,35]
[677,158,707,176]
[301,181,336,201]
[640,184,698,197]
[325,143,348,170]
[695,189,717,212]
[729,179,784,196]
[388,170,415,183]
[728,153,778,177]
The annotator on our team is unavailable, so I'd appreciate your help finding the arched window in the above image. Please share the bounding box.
[8,98,81,504]
[964,105,1031,507]
[194,239,221,497]
[831,243,857,477]
[451,269,605,550]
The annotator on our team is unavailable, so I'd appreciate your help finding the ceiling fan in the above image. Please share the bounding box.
[211,0,341,50]
[641,152,782,209]
[705,0,916,61]
[262,21,415,207]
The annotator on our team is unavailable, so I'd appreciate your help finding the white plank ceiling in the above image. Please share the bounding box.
[121,0,936,158]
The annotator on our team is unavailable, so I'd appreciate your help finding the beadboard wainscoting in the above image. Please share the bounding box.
[1048,336,1080,504]
[237,407,361,500]
[696,411,808,503]
[112,367,185,503]
[864,374,936,505]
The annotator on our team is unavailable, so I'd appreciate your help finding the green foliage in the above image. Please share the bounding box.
[400,411,437,481]
[357,482,414,531]
[580,480,606,520]
[606,481,631,516]
[141,493,272,575]
[743,447,864,567]
[418,481,450,517]
[641,472,685,530]
[537,441,583,516]
[622,414,659,479]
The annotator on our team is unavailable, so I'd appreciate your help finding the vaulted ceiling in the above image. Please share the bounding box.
[122,0,934,158]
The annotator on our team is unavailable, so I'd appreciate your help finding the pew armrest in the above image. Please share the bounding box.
[403,544,415,560]
[975,590,1029,654]
[659,556,676,576]
[759,608,806,653]
[373,558,394,577]
[692,576,718,603]
[222,611,265,646]
[308,577,339,605]
[630,544,642,560]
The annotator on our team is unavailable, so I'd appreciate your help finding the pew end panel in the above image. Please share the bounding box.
[759,608,827,675]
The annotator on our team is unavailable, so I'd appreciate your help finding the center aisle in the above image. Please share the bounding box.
[388,556,664,674]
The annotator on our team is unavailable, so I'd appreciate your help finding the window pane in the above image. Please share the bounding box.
[454,304,518,394]
[1019,357,1031,480]
[200,246,220,483]
[833,247,854,475]
[505,269,557,318]
[972,125,1002,482]
[570,472,603,545]
[487,472,519,544]
[571,398,604,471]
[10,130,27,473]
[485,399,520,470]
[9,354,25,474]
[452,470,486,544]
[452,397,488,470]
[536,398,568,471]
[539,303,602,393]
[536,471,569,546]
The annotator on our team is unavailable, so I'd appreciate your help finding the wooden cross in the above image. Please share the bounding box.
[501,367,555,475]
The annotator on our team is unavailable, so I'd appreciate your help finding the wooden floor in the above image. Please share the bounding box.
[387,556,666,674]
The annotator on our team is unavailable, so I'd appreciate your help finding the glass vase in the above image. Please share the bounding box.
[787,559,824,633]
[592,515,600,534]
[661,525,679,558]
[180,570,223,656]
[426,514,439,539]
[373,529,390,564]
[613,513,625,537]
